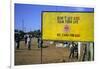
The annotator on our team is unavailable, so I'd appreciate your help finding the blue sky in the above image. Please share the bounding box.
[15,3,94,32]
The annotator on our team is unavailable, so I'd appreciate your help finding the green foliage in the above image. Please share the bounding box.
[15,29,41,40]
[28,30,41,38]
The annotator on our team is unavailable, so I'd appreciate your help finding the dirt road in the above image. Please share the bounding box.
[15,38,79,65]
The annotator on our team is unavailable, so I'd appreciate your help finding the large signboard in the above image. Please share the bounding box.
[42,12,94,42]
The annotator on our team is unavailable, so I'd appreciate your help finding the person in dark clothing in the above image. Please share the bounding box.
[69,42,75,58]
[74,43,78,59]
[15,33,20,49]
[82,45,87,61]
[37,37,41,48]
[24,34,28,46]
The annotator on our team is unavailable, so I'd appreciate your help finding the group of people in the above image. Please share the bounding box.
[15,33,42,50]
[69,42,78,59]
[15,33,78,58]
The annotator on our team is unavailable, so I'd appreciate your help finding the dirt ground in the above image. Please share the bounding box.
[15,38,79,65]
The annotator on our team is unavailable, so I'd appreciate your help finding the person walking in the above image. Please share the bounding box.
[15,33,20,49]
[69,42,75,59]
[37,37,41,48]
[27,35,32,50]
[24,34,28,46]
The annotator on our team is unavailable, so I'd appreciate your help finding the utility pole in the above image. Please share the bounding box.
[22,19,24,32]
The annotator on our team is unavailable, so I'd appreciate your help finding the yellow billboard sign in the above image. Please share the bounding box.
[42,12,94,42]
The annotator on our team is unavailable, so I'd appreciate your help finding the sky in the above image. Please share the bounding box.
[15,3,94,32]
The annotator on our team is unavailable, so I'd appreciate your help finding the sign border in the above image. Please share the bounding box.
[41,11,94,42]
